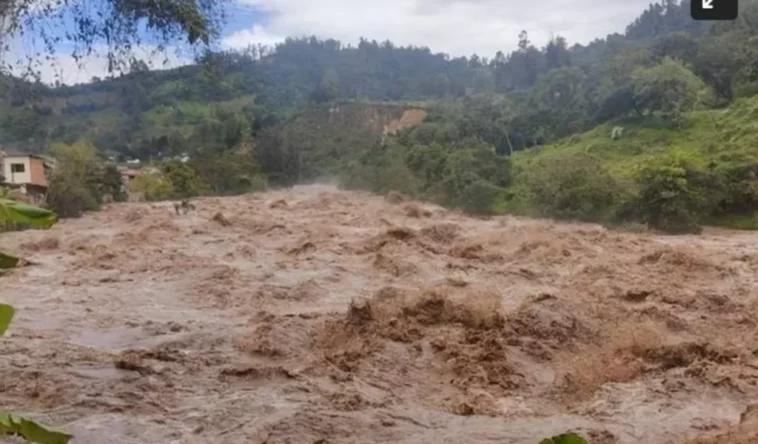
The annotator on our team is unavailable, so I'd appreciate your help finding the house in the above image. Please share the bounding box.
[0,153,54,204]
[118,166,139,186]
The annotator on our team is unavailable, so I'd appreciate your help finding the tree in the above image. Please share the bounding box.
[693,31,753,101]
[101,165,128,203]
[46,142,106,218]
[594,83,639,122]
[130,170,175,201]
[627,158,706,234]
[544,35,571,71]
[441,145,511,206]
[631,57,707,124]
[162,161,209,198]
[649,32,698,65]
[530,66,589,134]
[0,0,227,80]
[711,162,758,216]
[310,69,340,104]
[523,151,620,222]
[192,151,262,195]
[459,180,505,216]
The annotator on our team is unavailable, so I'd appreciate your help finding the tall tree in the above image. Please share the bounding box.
[0,0,227,79]
[545,35,571,71]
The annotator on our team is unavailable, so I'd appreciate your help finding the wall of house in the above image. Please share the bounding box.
[2,157,48,187]
[29,158,48,187]
[3,156,31,185]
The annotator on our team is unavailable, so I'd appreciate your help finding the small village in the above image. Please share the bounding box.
[0,151,161,204]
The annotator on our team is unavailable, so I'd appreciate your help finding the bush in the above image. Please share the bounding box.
[130,171,175,201]
[439,145,510,207]
[162,161,210,199]
[458,180,505,215]
[99,165,127,203]
[712,162,758,216]
[624,160,706,234]
[376,155,422,197]
[192,152,262,196]
[631,57,707,125]
[523,151,620,222]
[46,177,98,218]
[342,145,422,197]
[45,141,107,217]
[246,174,268,192]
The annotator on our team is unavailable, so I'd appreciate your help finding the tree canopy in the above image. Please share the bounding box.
[0,0,227,79]
[4,0,758,233]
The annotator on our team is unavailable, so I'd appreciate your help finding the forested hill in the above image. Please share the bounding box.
[0,0,734,157]
[4,0,758,233]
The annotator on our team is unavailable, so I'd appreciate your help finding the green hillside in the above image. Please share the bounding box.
[3,0,758,232]
[518,97,758,178]
[0,0,721,157]
[507,96,758,231]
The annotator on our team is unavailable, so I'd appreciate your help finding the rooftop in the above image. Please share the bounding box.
[3,153,46,159]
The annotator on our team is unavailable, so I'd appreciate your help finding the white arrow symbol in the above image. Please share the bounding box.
[703,0,714,9]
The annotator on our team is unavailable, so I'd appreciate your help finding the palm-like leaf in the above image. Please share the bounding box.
[0,199,58,229]
[0,252,20,270]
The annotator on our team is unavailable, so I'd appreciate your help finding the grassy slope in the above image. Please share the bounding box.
[509,95,758,228]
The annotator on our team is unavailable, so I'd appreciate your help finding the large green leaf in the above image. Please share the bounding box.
[539,434,589,444]
[0,412,72,444]
[0,252,20,269]
[0,199,58,229]
[0,304,14,336]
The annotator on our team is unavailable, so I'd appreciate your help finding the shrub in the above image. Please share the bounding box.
[712,162,758,216]
[246,174,268,192]
[46,177,98,218]
[347,145,422,197]
[45,141,106,217]
[100,165,127,203]
[459,180,505,216]
[523,151,620,222]
[624,160,706,234]
[130,171,175,202]
[162,161,210,199]
[631,57,707,125]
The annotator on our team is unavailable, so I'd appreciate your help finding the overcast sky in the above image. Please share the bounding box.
[5,0,657,85]
[224,0,655,55]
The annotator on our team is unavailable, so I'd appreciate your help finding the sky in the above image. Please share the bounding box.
[4,0,657,85]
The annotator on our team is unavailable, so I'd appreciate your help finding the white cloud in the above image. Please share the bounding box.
[226,0,654,56]
[4,43,192,85]
[221,23,287,50]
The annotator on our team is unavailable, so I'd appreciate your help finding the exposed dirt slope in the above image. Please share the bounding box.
[2,185,758,444]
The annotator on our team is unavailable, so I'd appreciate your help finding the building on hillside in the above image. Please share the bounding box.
[0,153,54,204]
[113,166,139,202]
[118,167,139,186]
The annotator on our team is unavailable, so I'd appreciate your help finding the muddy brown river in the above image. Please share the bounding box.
[2,185,758,443]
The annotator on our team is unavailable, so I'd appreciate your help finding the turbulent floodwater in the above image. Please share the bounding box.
[2,184,758,444]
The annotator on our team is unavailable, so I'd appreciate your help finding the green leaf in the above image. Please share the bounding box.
[0,199,58,229]
[0,304,14,336]
[549,434,589,444]
[0,412,72,444]
[539,440,555,444]
[0,252,20,269]
[16,416,73,444]
[0,412,13,430]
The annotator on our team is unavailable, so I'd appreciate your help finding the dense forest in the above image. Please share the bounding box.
[4,0,758,232]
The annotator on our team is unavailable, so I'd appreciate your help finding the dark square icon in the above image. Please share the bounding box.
[691,0,738,20]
